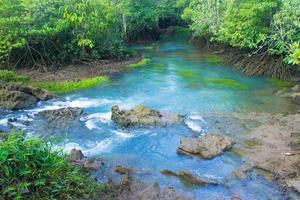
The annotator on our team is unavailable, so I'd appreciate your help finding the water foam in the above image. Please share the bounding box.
[185,120,203,132]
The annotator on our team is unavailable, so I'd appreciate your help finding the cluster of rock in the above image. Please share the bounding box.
[111,104,183,128]
[0,82,55,110]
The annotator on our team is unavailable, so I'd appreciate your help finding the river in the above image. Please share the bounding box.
[1,36,298,199]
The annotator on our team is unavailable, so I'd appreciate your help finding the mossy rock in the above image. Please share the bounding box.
[205,78,249,90]
[127,58,151,68]
[244,138,262,148]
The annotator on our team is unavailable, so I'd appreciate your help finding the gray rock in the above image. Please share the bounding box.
[37,107,83,128]
[69,148,103,170]
[292,85,300,93]
[0,82,55,110]
[290,93,300,105]
[111,104,183,128]
[160,169,218,186]
[177,134,233,159]
[115,165,132,175]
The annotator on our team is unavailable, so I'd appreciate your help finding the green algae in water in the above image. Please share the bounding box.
[205,78,249,90]
[231,147,246,156]
[127,58,151,68]
[204,54,223,63]
[185,82,202,89]
[244,138,262,148]
[151,64,167,73]
[268,78,294,88]
[31,76,109,94]
[176,70,201,79]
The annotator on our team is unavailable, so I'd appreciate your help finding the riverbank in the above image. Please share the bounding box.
[190,38,300,81]
[16,55,143,82]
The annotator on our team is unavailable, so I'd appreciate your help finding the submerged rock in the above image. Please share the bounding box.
[111,104,183,128]
[177,134,233,159]
[69,148,103,170]
[0,82,55,110]
[115,165,132,175]
[160,169,218,186]
[37,107,83,128]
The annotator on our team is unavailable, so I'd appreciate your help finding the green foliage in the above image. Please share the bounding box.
[205,78,249,89]
[31,76,109,94]
[183,0,300,70]
[0,70,29,82]
[127,58,151,68]
[268,78,294,88]
[0,131,103,199]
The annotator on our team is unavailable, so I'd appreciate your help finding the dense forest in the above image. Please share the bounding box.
[0,0,299,78]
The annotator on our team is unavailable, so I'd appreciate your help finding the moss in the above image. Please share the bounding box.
[176,70,200,79]
[127,57,151,68]
[31,76,109,94]
[0,70,30,82]
[205,78,249,90]
[244,138,262,148]
[204,54,223,63]
[268,78,294,88]
[231,147,245,156]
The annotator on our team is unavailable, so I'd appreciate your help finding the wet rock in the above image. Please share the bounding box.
[111,104,183,128]
[0,82,55,110]
[160,169,218,186]
[290,93,300,105]
[69,148,103,170]
[37,107,83,128]
[115,165,132,175]
[117,178,195,200]
[177,134,233,159]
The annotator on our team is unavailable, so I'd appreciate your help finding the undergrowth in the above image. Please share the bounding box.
[31,76,109,94]
[0,131,104,199]
[0,70,30,82]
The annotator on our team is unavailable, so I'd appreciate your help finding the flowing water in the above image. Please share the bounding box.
[1,36,299,199]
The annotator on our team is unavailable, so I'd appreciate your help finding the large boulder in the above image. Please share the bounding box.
[69,148,103,170]
[0,82,55,110]
[111,104,183,128]
[37,107,83,128]
[177,134,233,159]
[160,169,218,186]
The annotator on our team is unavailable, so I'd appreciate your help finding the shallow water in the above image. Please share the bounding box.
[1,36,298,199]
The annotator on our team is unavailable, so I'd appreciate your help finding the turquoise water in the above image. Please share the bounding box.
[1,36,298,199]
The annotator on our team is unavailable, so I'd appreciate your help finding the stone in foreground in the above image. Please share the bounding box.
[160,169,218,186]
[177,134,233,159]
[69,148,103,170]
[111,104,183,128]
[0,82,55,110]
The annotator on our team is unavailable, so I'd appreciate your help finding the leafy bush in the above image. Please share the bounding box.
[0,131,103,199]
[0,70,29,82]
[31,76,110,94]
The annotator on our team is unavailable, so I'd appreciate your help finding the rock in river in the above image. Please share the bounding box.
[0,82,55,110]
[69,148,103,170]
[37,107,83,128]
[177,134,233,159]
[160,169,218,186]
[290,92,300,105]
[111,104,183,128]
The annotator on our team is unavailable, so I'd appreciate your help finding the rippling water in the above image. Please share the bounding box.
[1,36,298,200]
